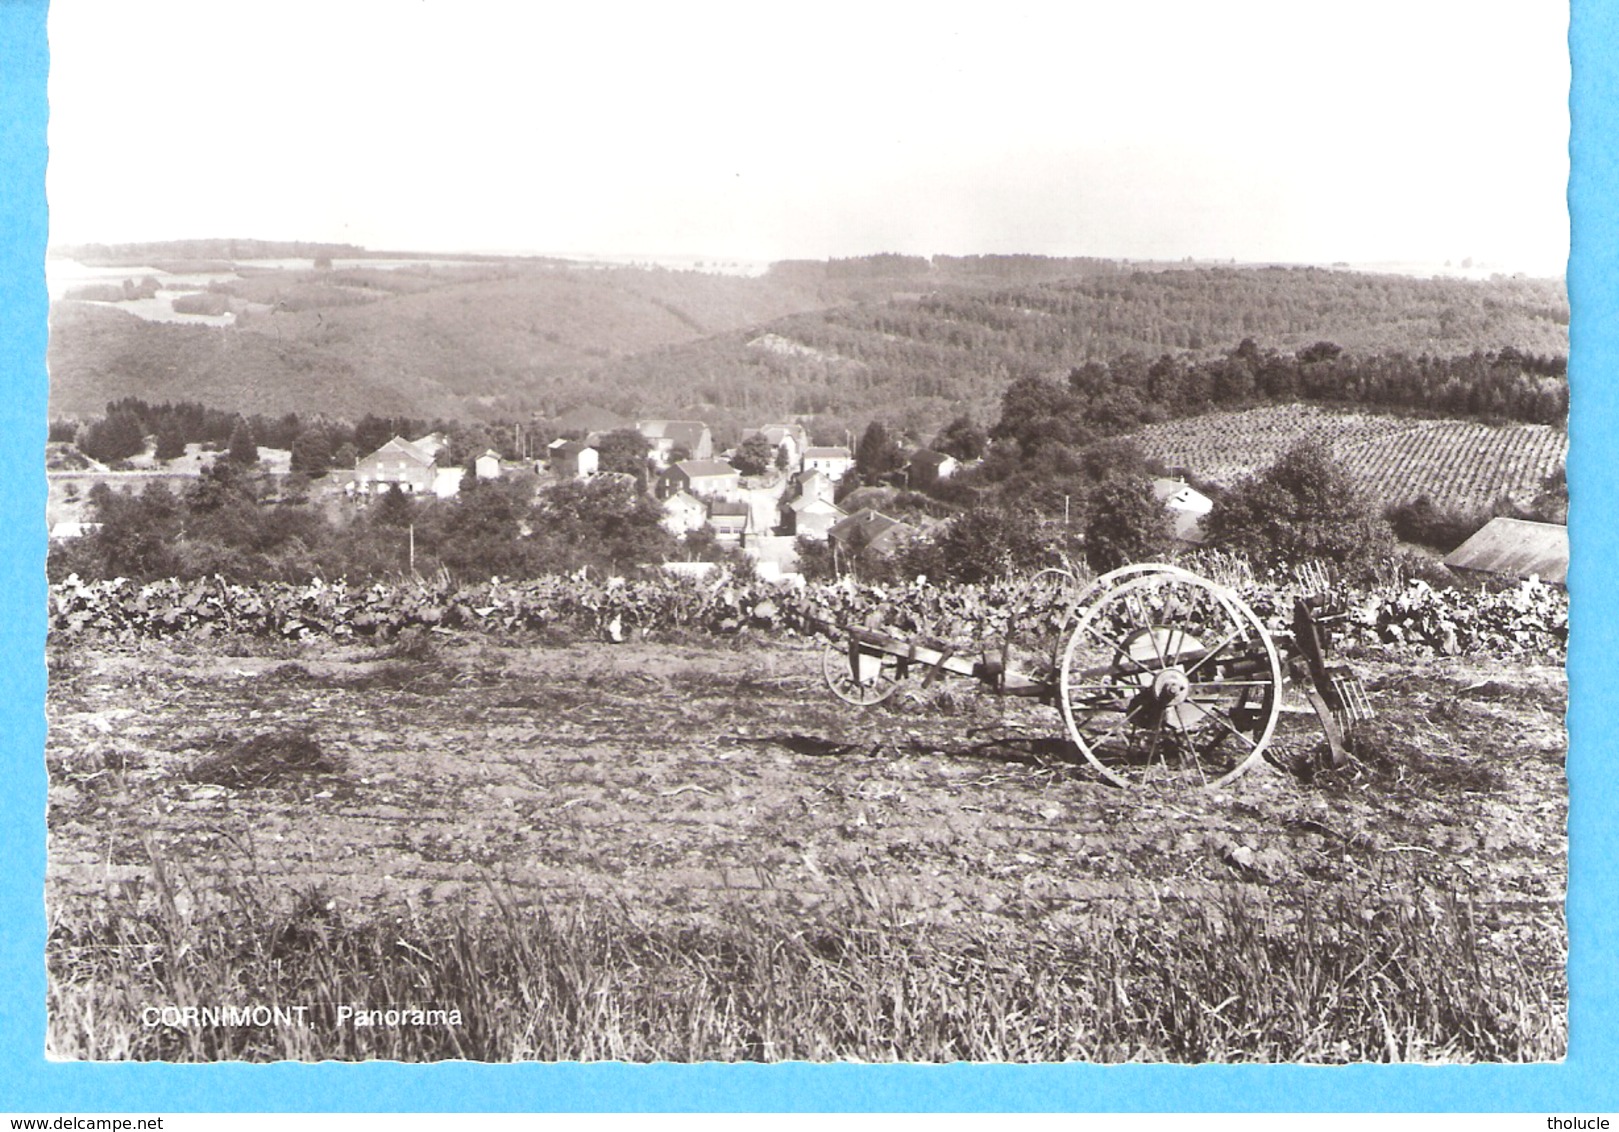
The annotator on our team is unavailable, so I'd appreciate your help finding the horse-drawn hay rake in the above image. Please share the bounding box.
[820,562,1372,790]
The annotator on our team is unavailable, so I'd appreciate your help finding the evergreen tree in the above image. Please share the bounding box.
[227,419,259,467]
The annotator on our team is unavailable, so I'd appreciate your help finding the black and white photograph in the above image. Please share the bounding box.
[40,1,1569,1065]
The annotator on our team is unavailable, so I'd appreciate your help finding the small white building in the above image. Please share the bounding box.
[474,450,503,480]
[1152,478,1214,544]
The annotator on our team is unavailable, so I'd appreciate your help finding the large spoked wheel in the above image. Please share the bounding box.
[821,640,909,706]
[1058,572,1282,789]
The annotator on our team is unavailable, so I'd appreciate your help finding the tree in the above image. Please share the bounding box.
[932,415,987,461]
[594,428,652,482]
[990,375,1091,457]
[290,429,333,478]
[1082,476,1172,572]
[732,434,776,477]
[154,426,188,463]
[856,421,903,479]
[227,419,259,467]
[79,410,146,463]
[374,483,415,528]
[1205,441,1394,576]
[913,506,1063,584]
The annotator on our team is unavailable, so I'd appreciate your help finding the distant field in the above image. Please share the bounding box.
[1130,405,1567,511]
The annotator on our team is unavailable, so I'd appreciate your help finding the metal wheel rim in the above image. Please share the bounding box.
[1058,571,1282,789]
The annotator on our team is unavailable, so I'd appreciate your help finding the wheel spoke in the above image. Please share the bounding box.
[1199,704,1261,754]
[1170,710,1210,787]
[1184,630,1242,677]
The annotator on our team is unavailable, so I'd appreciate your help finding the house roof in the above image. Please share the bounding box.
[663,490,705,511]
[1443,517,1568,585]
[828,508,914,550]
[639,420,710,451]
[708,499,751,518]
[791,494,844,516]
[673,459,738,480]
[364,436,437,466]
[552,440,594,460]
[804,446,852,460]
[1152,478,1213,513]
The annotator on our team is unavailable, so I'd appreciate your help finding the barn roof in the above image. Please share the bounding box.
[1443,517,1568,585]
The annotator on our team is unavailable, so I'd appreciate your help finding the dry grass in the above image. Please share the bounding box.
[47,848,1564,1063]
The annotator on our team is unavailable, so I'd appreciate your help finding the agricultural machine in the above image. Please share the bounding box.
[819,562,1372,789]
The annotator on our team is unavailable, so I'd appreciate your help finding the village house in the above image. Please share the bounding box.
[706,499,752,540]
[661,490,708,537]
[828,508,916,558]
[1151,477,1214,544]
[638,420,713,466]
[1443,517,1568,586]
[802,445,855,481]
[787,492,845,541]
[474,450,503,481]
[547,439,599,479]
[796,469,836,505]
[352,436,445,496]
[666,458,740,500]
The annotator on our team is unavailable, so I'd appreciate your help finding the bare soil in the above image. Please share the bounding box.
[46,632,1567,972]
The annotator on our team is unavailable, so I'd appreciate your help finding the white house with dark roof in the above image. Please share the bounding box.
[666,458,740,500]
[803,446,855,481]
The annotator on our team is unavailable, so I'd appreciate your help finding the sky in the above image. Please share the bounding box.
[45,0,1571,274]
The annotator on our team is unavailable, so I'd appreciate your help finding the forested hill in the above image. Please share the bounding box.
[48,253,1567,437]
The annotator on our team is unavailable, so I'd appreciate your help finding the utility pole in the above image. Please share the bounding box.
[408,522,416,575]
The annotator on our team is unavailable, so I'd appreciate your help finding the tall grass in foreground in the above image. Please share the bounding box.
[48,853,1564,1063]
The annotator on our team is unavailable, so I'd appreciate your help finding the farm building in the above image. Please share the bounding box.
[352,436,443,496]
[638,420,714,465]
[474,450,503,481]
[666,458,740,500]
[1443,517,1568,585]
[1151,478,1214,544]
[803,446,855,481]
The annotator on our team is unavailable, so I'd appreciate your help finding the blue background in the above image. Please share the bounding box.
[2,0,1609,1111]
